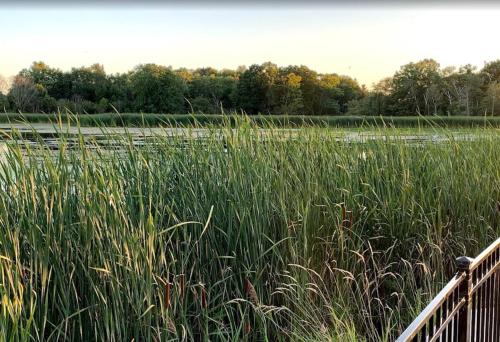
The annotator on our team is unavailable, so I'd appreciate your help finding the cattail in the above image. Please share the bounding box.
[244,321,251,335]
[244,278,259,305]
[201,287,207,309]
[178,274,185,301]
[165,281,171,309]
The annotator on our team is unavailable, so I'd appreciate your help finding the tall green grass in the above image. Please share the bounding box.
[1,112,500,128]
[0,120,498,341]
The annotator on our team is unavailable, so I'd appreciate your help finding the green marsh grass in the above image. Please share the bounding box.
[0,119,498,341]
[1,112,500,128]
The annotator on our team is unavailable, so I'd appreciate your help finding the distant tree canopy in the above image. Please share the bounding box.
[349,59,500,116]
[2,58,500,115]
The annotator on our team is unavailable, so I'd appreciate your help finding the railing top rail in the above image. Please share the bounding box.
[469,237,500,271]
[395,272,465,342]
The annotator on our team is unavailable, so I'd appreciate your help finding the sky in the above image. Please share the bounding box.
[1,4,499,87]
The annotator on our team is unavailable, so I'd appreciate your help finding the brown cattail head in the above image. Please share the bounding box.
[165,281,172,309]
[348,211,354,228]
[201,287,207,309]
[244,278,259,305]
[178,274,185,301]
[341,204,346,223]
[244,321,251,335]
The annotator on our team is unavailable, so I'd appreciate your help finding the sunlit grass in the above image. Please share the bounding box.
[0,118,498,341]
[1,112,500,128]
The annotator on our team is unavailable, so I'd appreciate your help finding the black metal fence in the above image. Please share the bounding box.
[396,237,500,342]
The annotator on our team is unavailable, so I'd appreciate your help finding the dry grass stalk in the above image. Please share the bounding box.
[165,281,171,309]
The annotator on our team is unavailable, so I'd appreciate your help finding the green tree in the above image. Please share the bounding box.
[0,74,9,95]
[348,77,394,116]
[188,75,237,113]
[175,68,194,82]
[446,65,483,116]
[20,61,71,100]
[8,75,40,112]
[130,64,187,113]
[70,64,109,103]
[482,82,500,116]
[391,59,443,115]
[235,63,277,114]
[279,65,320,115]
[108,73,133,112]
[481,60,500,83]
[0,93,9,112]
[316,74,341,115]
[271,72,304,114]
[337,76,363,113]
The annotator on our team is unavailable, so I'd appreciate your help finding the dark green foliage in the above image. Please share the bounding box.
[0,93,9,112]
[188,75,237,113]
[235,63,277,114]
[348,59,500,116]
[481,60,500,83]
[0,93,10,112]
[130,64,187,113]
[5,59,500,116]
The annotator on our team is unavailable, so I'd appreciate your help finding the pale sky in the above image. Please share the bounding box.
[1,4,499,87]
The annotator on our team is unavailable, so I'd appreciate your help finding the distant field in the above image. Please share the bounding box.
[1,113,500,127]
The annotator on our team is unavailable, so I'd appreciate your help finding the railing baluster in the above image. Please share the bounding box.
[491,257,496,342]
[478,266,482,342]
[429,313,435,340]
[453,287,459,342]
[491,270,496,342]
[481,266,487,341]
[492,270,496,342]
[476,282,481,342]
[457,256,473,342]
[435,311,439,339]
[441,301,447,342]
[482,260,486,342]
[453,307,458,342]
[484,276,487,342]
[442,299,448,342]
[446,292,453,342]
[472,279,478,342]
[420,323,427,342]
[495,268,500,342]
[493,249,498,342]
[484,278,488,342]
[475,284,480,342]
[486,271,493,342]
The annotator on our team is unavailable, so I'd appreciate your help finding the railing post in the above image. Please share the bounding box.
[456,256,473,342]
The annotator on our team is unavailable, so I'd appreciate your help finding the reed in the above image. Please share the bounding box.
[0,119,498,341]
[1,112,500,128]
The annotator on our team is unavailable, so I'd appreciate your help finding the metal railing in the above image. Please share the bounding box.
[396,237,500,342]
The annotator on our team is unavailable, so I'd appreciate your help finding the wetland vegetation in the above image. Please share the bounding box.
[0,120,498,341]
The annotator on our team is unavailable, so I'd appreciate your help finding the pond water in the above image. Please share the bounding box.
[0,123,497,151]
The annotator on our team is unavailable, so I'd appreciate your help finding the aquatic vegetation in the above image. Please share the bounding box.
[0,122,498,341]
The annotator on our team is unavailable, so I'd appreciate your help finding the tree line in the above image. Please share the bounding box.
[0,59,499,115]
[350,59,500,116]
